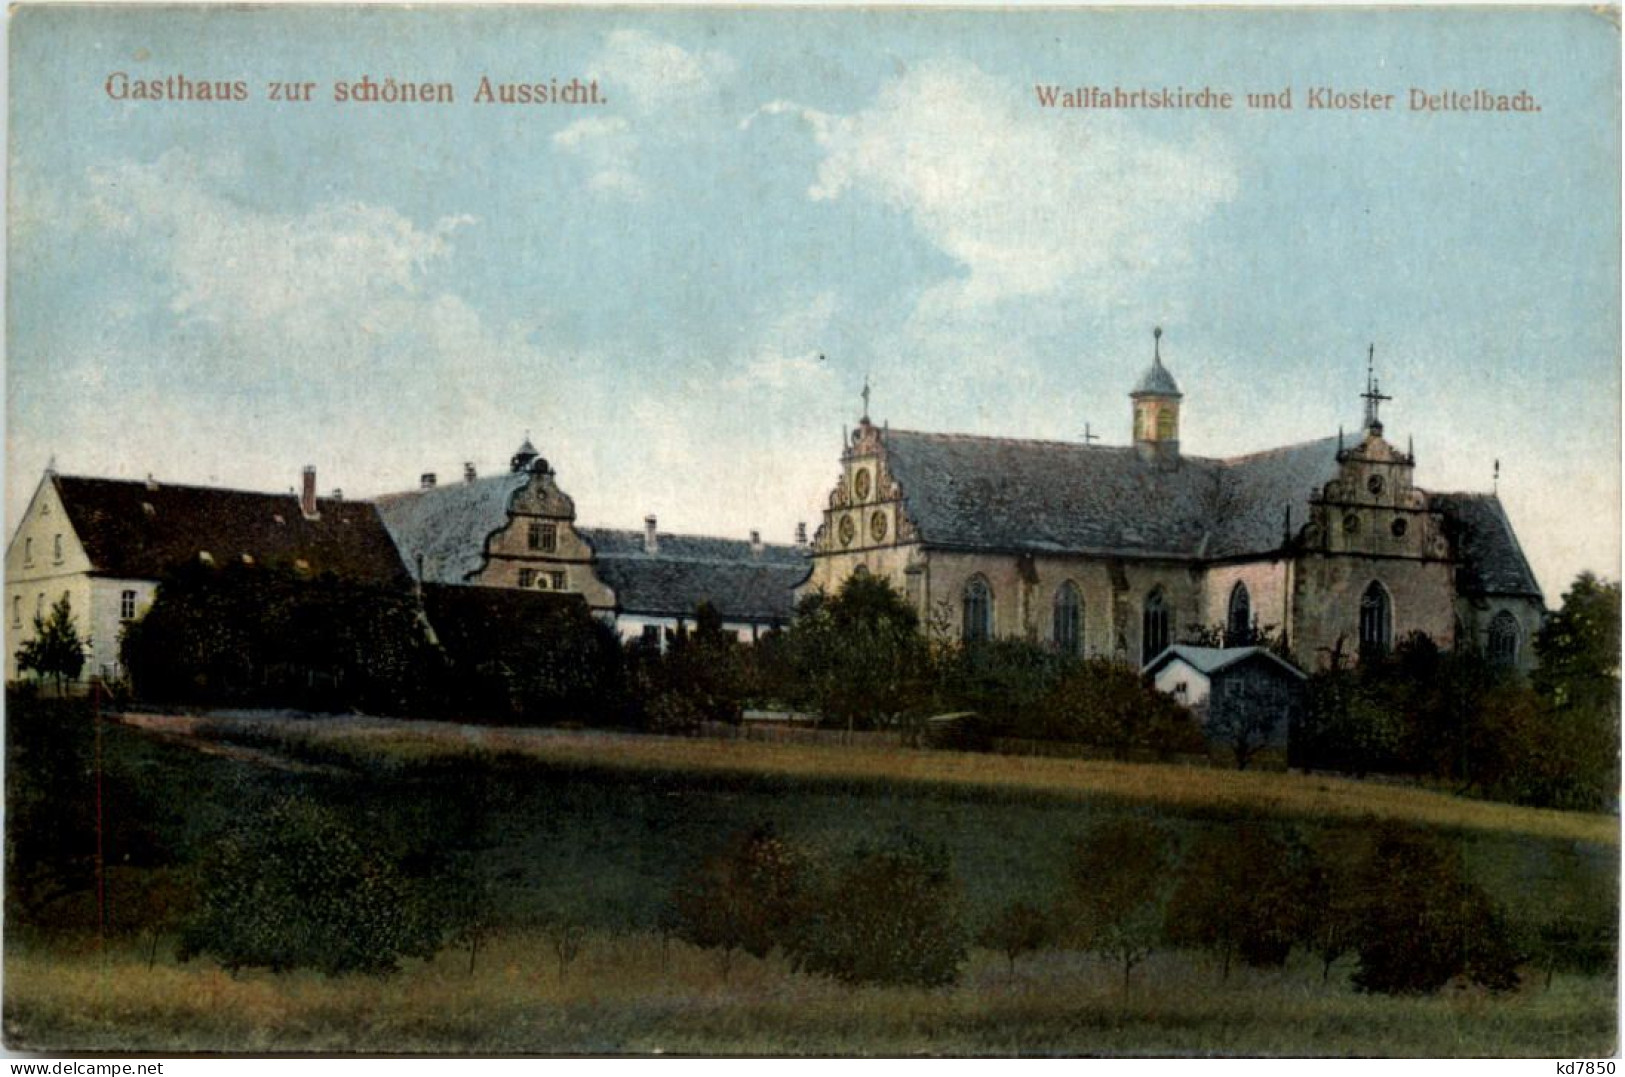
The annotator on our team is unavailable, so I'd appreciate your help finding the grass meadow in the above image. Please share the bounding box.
[5,706,1618,1055]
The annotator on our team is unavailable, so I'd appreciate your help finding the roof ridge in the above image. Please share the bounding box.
[1216,434,1342,466]
[582,525,801,550]
[57,473,312,501]
[886,428,1135,453]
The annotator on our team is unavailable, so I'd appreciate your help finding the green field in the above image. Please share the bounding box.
[4,703,1618,1055]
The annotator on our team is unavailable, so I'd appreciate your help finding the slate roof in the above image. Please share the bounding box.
[1132,358,1182,397]
[581,528,810,623]
[879,430,1343,561]
[1431,492,1544,600]
[50,474,411,586]
[374,472,529,584]
[1144,644,1307,680]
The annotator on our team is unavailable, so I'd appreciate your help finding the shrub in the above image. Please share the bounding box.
[788,831,967,988]
[178,799,440,976]
[1039,659,1205,760]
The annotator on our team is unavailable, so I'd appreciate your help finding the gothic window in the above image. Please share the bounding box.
[1488,610,1521,667]
[962,576,993,643]
[1142,588,1170,665]
[852,564,871,577]
[1053,581,1083,657]
[1359,581,1392,654]
[1227,582,1252,644]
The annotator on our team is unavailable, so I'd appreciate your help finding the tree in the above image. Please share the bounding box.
[1295,830,1366,983]
[1062,817,1173,990]
[671,823,804,980]
[1529,573,1621,811]
[786,576,934,740]
[977,900,1052,977]
[1346,825,1522,995]
[1040,659,1204,761]
[1165,822,1303,979]
[787,830,967,988]
[16,594,89,696]
[178,798,441,976]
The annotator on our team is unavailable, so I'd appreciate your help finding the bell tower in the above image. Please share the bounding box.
[1131,327,1182,465]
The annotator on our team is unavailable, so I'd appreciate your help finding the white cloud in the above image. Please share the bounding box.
[589,29,735,112]
[556,31,737,198]
[783,60,1239,310]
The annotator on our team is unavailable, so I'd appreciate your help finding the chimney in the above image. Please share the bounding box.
[750,529,763,556]
[464,462,477,484]
[300,466,319,519]
[643,515,658,554]
[331,488,344,502]
[420,472,437,490]
[795,521,808,546]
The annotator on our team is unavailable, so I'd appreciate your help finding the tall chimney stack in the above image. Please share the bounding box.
[795,521,808,546]
[420,472,437,490]
[300,466,319,519]
[750,529,763,556]
[464,462,477,484]
[643,514,658,554]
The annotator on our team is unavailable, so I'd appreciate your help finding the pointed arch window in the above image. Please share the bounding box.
[1053,581,1083,657]
[1359,581,1392,654]
[962,576,993,643]
[1226,582,1253,644]
[1142,588,1170,665]
[1487,610,1521,667]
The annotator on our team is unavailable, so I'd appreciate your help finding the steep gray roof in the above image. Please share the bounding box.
[581,528,810,623]
[1132,358,1182,397]
[1145,644,1306,680]
[880,431,1342,561]
[375,473,528,584]
[1432,492,1544,601]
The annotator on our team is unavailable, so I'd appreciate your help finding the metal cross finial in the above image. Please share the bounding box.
[1082,422,1099,444]
[1494,458,1500,493]
[1361,344,1391,432]
[1153,326,1163,362]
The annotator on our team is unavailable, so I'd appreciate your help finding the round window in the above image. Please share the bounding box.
[1367,474,1385,496]
[838,514,856,546]
[854,469,872,501]
[1343,513,1361,535]
[870,511,888,542]
[1391,518,1408,538]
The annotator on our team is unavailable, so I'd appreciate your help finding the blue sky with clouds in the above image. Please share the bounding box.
[7,6,1618,600]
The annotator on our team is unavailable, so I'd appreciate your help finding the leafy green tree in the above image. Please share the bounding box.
[672,823,804,980]
[786,576,934,740]
[1529,573,1621,810]
[178,798,441,976]
[1062,817,1173,990]
[16,594,89,696]
[788,830,967,988]
[1294,829,1367,983]
[1039,659,1204,761]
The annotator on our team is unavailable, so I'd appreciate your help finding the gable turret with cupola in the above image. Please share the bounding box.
[801,333,1544,672]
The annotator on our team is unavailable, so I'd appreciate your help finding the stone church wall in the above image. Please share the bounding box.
[1201,560,1290,638]
[1290,552,1456,667]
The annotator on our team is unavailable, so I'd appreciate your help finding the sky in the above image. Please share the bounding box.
[6,5,1619,602]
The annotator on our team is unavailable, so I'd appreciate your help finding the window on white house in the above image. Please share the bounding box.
[121,590,137,620]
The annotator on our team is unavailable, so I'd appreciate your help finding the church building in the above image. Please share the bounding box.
[799,331,1545,670]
